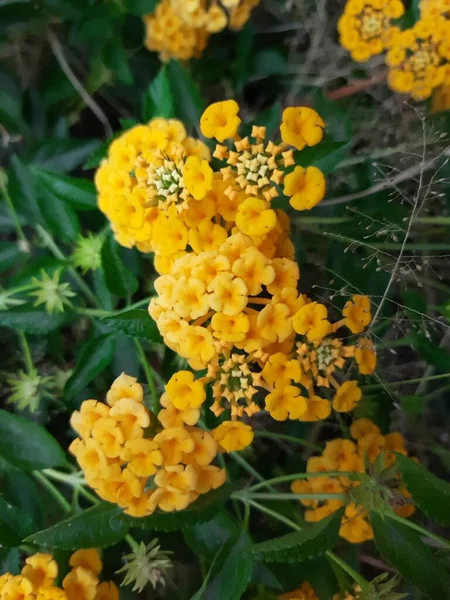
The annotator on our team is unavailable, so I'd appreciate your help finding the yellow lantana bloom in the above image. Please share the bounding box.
[280,107,325,150]
[200,99,241,142]
[284,165,326,210]
[213,420,254,452]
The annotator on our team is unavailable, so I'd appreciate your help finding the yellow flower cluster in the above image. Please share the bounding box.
[143,0,259,61]
[0,549,118,600]
[338,0,404,62]
[291,419,414,544]
[432,81,450,113]
[278,582,318,600]
[70,373,226,517]
[386,17,450,100]
[339,0,450,100]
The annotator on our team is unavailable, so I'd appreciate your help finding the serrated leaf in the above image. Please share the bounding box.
[65,334,115,399]
[101,235,138,298]
[101,309,162,341]
[0,307,66,334]
[0,410,66,470]
[33,168,97,211]
[191,528,253,600]
[371,511,450,599]
[143,64,175,121]
[251,509,343,563]
[166,60,204,132]
[126,482,238,532]
[25,502,129,549]
[396,454,450,526]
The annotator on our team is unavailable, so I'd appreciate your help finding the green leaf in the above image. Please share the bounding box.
[0,547,20,575]
[251,49,287,78]
[101,309,162,341]
[25,502,130,549]
[65,334,115,399]
[7,154,43,225]
[293,141,350,175]
[101,235,138,298]
[371,511,450,599]
[104,37,134,86]
[0,497,23,546]
[184,511,239,559]
[37,186,80,243]
[127,482,238,532]
[26,139,101,172]
[143,64,175,121]
[0,410,66,470]
[396,454,450,526]
[166,60,204,132]
[33,169,97,211]
[124,0,157,16]
[0,91,29,135]
[0,242,23,273]
[251,509,343,563]
[0,307,66,334]
[191,529,253,600]
[399,395,424,416]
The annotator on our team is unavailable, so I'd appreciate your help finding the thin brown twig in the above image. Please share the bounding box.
[47,30,113,139]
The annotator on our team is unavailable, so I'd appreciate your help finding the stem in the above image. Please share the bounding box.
[33,471,71,514]
[0,175,28,247]
[247,471,360,493]
[43,468,100,504]
[254,430,322,451]
[363,372,450,391]
[239,492,348,502]
[230,452,275,489]
[386,512,450,549]
[18,331,34,374]
[36,225,99,307]
[125,534,140,552]
[134,339,159,414]
[245,498,370,590]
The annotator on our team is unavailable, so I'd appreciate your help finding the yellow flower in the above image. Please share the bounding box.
[257,303,293,343]
[194,464,227,494]
[70,400,109,440]
[153,427,195,465]
[109,398,150,440]
[323,438,359,471]
[231,246,275,295]
[265,385,307,421]
[36,587,68,600]
[166,370,206,410]
[266,258,300,295]
[189,220,228,253]
[298,395,331,421]
[339,504,373,543]
[293,302,330,342]
[280,107,325,150]
[182,428,218,465]
[283,166,326,210]
[342,295,371,333]
[91,417,124,459]
[106,373,144,406]
[200,100,241,142]
[235,197,277,238]
[154,464,198,495]
[69,549,102,577]
[62,567,98,600]
[213,420,254,452]
[355,338,377,374]
[1,575,34,600]
[210,311,249,342]
[158,392,201,428]
[208,273,248,315]
[183,155,213,200]
[278,581,319,600]
[69,438,108,482]
[178,325,217,368]
[350,418,380,441]
[21,553,58,590]
[261,352,302,387]
[120,438,163,477]
[95,581,120,600]
[332,380,362,412]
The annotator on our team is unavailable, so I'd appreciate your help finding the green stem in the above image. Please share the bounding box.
[230,452,277,490]
[244,498,370,590]
[32,471,71,514]
[36,225,99,307]
[1,176,28,246]
[18,331,34,374]
[253,430,322,451]
[43,468,99,504]
[363,372,450,391]
[247,471,360,493]
[134,339,159,414]
[386,512,450,549]
[240,492,348,502]
[125,534,140,552]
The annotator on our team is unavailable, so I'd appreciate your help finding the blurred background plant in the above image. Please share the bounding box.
[0,0,449,599]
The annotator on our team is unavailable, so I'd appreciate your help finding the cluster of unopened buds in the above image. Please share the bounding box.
[338,0,450,101]
[0,548,118,600]
[143,0,259,61]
